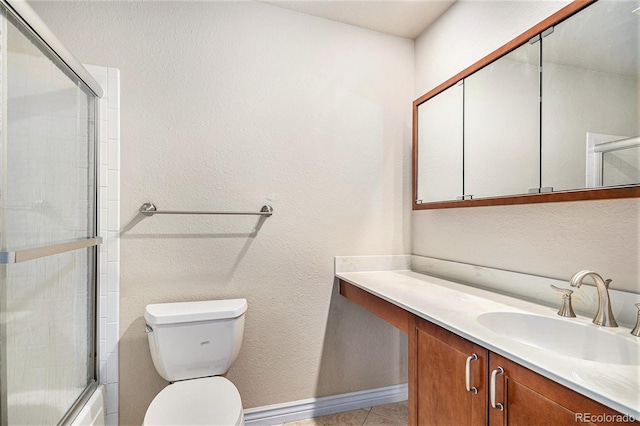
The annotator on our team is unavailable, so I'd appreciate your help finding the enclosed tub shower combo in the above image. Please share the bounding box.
[0,1,106,424]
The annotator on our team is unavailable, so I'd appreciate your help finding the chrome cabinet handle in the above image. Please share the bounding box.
[465,354,478,394]
[490,367,504,411]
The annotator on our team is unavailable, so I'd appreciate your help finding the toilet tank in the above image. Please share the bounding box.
[144,299,247,382]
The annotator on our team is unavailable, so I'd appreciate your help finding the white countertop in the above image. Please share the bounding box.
[336,269,640,418]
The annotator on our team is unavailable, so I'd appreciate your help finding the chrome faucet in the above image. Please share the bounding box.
[569,270,618,327]
[632,304,640,337]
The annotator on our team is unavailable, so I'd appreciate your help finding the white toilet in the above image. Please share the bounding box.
[143,299,248,426]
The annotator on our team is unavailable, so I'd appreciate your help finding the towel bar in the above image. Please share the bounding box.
[139,203,273,217]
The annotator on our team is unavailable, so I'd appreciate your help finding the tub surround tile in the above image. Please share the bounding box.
[90,63,121,423]
[99,164,108,186]
[107,107,119,140]
[107,292,118,321]
[100,142,108,166]
[108,138,120,171]
[107,354,118,383]
[100,295,107,320]
[106,383,118,414]
[107,262,119,293]
[107,231,120,263]
[99,362,107,387]
[106,322,119,354]
[105,413,118,426]
[100,272,108,297]
[107,170,119,201]
[107,200,119,231]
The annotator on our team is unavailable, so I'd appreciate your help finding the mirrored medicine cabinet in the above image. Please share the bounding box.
[413,0,640,209]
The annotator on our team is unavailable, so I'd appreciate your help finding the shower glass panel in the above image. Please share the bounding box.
[0,4,98,425]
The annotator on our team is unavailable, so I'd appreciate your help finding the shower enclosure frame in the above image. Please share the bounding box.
[0,0,104,424]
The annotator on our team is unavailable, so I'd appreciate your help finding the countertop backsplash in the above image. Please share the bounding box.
[335,254,640,328]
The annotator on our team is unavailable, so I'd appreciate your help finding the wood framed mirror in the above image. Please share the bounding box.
[413,0,640,209]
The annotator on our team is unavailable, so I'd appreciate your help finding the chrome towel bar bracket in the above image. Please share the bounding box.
[139,202,274,217]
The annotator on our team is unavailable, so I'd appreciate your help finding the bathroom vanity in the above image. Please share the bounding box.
[336,261,640,426]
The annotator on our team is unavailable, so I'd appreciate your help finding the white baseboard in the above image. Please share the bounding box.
[243,383,408,425]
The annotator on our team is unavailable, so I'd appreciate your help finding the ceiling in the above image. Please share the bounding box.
[260,0,458,39]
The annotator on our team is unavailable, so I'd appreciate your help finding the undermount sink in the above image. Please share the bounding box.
[477,312,640,365]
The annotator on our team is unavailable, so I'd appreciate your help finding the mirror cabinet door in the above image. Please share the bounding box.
[464,41,541,199]
[541,0,640,191]
[413,0,640,209]
[416,83,463,203]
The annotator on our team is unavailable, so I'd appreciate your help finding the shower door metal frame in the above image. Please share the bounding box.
[0,0,103,98]
[0,1,103,424]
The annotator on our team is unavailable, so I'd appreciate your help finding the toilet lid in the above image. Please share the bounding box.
[144,377,243,426]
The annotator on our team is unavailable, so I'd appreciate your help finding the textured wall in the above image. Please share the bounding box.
[30,2,413,424]
[413,1,640,293]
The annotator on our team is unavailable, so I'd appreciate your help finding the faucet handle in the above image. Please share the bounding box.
[551,284,573,296]
[632,303,640,337]
[550,285,576,318]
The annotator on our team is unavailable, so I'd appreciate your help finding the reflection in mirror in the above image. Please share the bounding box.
[464,41,540,199]
[602,145,640,186]
[542,0,640,191]
[416,83,463,203]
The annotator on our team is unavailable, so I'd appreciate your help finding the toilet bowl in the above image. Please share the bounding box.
[143,299,247,425]
[143,377,244,426]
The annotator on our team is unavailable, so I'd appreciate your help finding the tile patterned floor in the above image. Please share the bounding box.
[277,401,408,426]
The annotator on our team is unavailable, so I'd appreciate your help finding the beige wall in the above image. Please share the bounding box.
[30,2,413,424]
[28,1,640,424]
[413,0,639,293]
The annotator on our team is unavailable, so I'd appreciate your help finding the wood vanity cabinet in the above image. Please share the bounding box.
[338,280,634,426]
[487,353,630,426]
[410,316,629,426]
[410,316,488,425]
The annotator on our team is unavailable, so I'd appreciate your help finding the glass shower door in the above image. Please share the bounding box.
[0,4,99,425]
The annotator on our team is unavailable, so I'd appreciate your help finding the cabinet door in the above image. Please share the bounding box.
[410,316,488,426]
[488,353,628,426]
